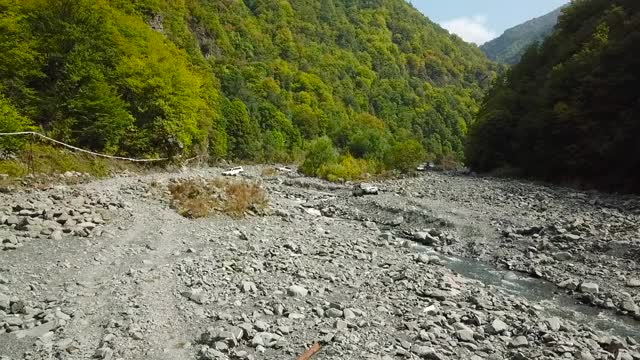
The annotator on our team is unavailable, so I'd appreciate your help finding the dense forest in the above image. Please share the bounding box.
[480,6,564,64]
[0,0,499,177]
[467,0,640,192]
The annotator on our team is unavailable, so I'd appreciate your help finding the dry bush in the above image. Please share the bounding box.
[439,154,461,171]
[224,181,268,217]
[168,179,218,218]
[168,178,267,219]
[261,167,277,177]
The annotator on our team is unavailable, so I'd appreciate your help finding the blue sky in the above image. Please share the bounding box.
[409,0,570,45]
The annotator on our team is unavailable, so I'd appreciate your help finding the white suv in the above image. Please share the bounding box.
[222,167,244,176]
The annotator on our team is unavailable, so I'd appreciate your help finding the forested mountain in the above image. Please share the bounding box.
[480,6,564,64]
[466,0,640,192]
[0,0,499,171]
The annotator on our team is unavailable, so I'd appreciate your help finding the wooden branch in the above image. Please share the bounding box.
[297,342,321,360]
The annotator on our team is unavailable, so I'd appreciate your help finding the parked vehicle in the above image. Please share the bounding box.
[222,166,245,176]
[276,166,294,173]
[416,162,436,171]
[353,183,379,196]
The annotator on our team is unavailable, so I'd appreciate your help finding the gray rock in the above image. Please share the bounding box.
[14,320,57,339]
[579,282,599,294]
[456,329,475,342]
[199,347,228,360]
[487,319,508,334]
[254,320,269,332]
[94,347,114,360]
[0,293,8,311]
[241,281,257,293]
[410,345,443,359]
[413,232,438,246]
[251,332,281,348]
[510,336,529,348]
[545,317,561,331]
[201,327,243,348]
[564,233,581,241]
[558,278,580,290]
[615,351,634,360]
[5,317,23,326]
[335,319,348,331]
[626,279,640,288]
[78,222,96,230]
[10,300,25,314]
[287,285,308,297]
[181,289,204,304]
[51,230,63,241]
[554,251,572,261]
[343,308,356,320]
[325,308,343,318]
[620,295,638,313]
[577,351,595,360]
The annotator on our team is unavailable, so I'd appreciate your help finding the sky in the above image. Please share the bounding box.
[410,0,571,45]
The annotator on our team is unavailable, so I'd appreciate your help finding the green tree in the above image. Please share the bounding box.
[300,136,337,176]
[384,140,426,173]
[0,95,35,152]
[467,0,640,192]
[223,99,261,160]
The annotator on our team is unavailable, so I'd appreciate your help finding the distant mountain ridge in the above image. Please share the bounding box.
[480,6,566,64]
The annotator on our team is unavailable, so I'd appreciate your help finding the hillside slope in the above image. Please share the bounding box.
[467,0,640,192]
[0,0,499,167]
[480,6,564,64]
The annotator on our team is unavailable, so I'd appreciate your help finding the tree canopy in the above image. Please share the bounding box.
[0,0,499,167]
[467,0,640,192]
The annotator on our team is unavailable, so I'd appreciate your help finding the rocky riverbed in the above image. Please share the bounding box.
[0,167,639,360]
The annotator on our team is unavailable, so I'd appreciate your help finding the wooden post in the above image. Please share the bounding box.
[28,133,35,175]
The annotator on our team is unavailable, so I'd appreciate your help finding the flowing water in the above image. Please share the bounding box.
[415,246,640,339]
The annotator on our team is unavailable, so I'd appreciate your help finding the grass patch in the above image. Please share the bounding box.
[0,144,147,186]
[168,178,268,219]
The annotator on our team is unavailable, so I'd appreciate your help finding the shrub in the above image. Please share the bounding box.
[318,155,378,182]
[300,137,337,176]
[384,140,426,173]
[439,153,461,171]
[0,95,35,153]
[168,178,268,219]
[224,181,268,217]
[261,167,277,177]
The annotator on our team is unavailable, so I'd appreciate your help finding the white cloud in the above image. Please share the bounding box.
[441,15,497,45]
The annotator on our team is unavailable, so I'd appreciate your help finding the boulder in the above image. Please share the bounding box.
[487,319,508,334]
[579,282,599,294]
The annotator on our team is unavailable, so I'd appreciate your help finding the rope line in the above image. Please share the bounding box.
[0,131,169,162]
